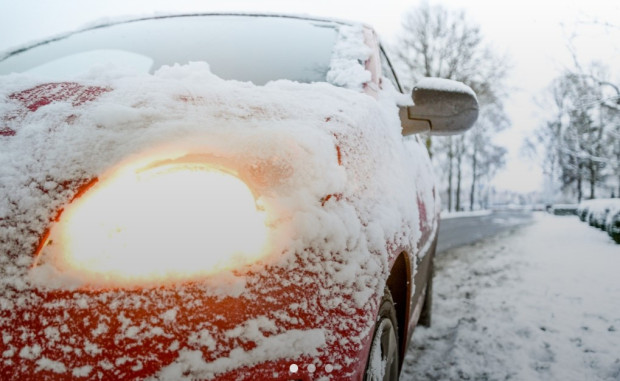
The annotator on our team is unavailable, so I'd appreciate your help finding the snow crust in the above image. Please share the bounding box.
[415,77,477,97]
[0,22,436,379]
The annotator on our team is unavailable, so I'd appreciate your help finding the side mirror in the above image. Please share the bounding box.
[400,78,479,136]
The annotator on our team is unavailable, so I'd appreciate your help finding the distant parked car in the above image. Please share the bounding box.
[578,199,620,244]
[593,201,620,230]
[577,203,591,222]
[549,204,578,216]
[606,207,620,244]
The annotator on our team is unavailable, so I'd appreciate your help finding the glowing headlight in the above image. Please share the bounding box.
[35,160,268,286]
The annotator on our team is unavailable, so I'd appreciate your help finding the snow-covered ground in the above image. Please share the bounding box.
[402,213,620,380]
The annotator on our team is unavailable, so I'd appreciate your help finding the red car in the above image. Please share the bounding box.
[0,14,477,380]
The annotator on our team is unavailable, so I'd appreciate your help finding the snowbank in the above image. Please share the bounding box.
[440,209,492,220]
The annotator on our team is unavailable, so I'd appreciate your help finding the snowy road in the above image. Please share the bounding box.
[402,213,620,380]
[437,209,534,253]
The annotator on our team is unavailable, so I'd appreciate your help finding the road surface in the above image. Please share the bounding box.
[436,209,534,253]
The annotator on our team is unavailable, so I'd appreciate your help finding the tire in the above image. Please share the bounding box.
[364,288,400,381]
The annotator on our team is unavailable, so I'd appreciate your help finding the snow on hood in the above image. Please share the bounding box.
[0,43,432,377]
[0,58,421,284]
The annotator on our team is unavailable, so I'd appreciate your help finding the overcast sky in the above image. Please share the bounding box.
[1,0,619,193]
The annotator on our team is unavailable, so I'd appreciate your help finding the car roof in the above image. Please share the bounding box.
[0,13,364,62]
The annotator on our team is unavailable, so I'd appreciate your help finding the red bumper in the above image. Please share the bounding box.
[1,266,377,380]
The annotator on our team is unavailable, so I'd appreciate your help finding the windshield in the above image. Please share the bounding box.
[0,15,340,85]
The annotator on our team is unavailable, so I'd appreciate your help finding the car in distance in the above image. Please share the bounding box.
[606,207,620,244]
[577,198,620,244]
[0,14,477,380]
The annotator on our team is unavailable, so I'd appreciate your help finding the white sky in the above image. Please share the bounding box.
[1,0,618,194]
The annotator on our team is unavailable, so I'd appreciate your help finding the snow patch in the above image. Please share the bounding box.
[35,357,67,374]
[19,345,41,360]
[326,25,371,90]
[72,365,93,377]
[152,328,326,380]
[161,308,178,323]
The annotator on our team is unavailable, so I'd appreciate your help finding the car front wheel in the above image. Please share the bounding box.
[364,288,400,381]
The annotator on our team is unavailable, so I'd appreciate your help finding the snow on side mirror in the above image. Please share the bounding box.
[400,77,479,136]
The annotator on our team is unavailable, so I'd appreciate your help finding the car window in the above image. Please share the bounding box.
[0,15,340,85]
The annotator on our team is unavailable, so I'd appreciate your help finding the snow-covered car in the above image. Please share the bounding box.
[578,198,620,244]
[577,203,590,222]
[605,205,620,244]
[0,14,478,380]
[582,199,620,230]
[549,204,578,216]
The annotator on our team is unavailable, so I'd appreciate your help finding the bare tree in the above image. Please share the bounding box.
[454,135,465,211]
[393,1,511,211]
[468,104,509,210]
[530,66,619,202]
[393,1,509,105]
[435,136,455,211]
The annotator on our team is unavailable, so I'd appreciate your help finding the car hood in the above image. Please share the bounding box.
[0,63,433,379]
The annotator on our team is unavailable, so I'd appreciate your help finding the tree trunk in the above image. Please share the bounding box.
[456,151,462,211]
[470,146,478,211]
[447,138,453,212]
[577,162,583,202]
[589,164,596,199]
